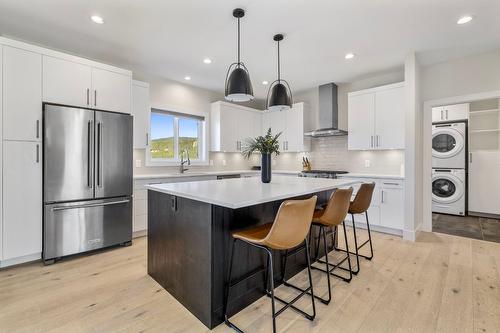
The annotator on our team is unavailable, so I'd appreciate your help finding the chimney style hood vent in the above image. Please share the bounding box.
[304,83,348,137]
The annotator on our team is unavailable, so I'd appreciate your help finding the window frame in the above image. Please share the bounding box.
[146,105,208,166]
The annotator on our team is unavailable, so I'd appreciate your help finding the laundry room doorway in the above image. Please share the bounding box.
[423,92,500,242]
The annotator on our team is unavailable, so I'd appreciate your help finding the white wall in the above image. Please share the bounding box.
[421,49,500,101]
[404,53,423,241]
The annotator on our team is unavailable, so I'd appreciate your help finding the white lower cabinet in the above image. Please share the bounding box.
[379,183,404,229]
[2,141,42,262]
[339,176,404,234]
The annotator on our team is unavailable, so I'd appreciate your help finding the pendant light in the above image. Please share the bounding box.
[266,34,292,111]
[225,8,254,102]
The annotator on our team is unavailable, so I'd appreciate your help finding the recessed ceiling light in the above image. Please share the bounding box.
[345,53,355,60]
[90,15,104,24]
[184,76,191,81]
[262,81,269,85]
[203,58,212,64]
[457,15,473,25]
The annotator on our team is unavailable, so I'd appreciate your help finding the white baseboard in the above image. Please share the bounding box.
[0,252,41,269]
[403,223,422,241]
[344,221,403,237]
[133,229,147,238]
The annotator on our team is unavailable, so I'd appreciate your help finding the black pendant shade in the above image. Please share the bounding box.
[225,8,254,102]
[267,34,292,112]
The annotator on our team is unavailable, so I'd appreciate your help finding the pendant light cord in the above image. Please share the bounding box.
[237,17,241,65]
[277,39,281,82]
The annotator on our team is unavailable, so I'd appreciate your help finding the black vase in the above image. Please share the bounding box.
[261,153,272,183]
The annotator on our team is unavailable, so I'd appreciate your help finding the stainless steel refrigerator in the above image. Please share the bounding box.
[43,104,133,264]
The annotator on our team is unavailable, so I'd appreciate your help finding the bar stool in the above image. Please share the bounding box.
[335,182,375,275]
[281,188,353,305]
[223,196,318,333]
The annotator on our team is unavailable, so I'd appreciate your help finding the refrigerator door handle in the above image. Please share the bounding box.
[87,120,93,188]
[51,199,130,212]
[97,122,103,187]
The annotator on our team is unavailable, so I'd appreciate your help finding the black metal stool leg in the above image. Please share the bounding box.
[350,213,361,275]
[320,226,332,304]
[265,248,277,333]
[224,239,244,333]
[341,221,353,281]
[304,237,317,319]
[364,211,374,260]
[313,224,353,283]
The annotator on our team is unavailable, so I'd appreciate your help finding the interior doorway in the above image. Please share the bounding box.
[422,91,500,242]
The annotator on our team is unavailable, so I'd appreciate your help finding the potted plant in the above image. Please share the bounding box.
[242,128,282,183]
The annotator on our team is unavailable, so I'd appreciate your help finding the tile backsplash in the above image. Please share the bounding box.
[134,136,404,176]
[272,136,404,175]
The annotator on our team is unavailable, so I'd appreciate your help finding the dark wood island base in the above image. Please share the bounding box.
[147,189,333,329]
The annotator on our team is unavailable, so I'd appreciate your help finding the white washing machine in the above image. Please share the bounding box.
[432,122,466,169]
[432,169,466,216]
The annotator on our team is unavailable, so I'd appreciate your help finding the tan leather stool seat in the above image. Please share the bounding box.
[232,223,273,244]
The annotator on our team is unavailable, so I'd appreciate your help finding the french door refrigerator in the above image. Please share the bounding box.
[43,104,133,263]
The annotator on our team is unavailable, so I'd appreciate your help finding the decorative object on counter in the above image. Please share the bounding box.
[225,8,254,102]
[267,34,293,111]
[302,156,312,171]
[242,128,281,183]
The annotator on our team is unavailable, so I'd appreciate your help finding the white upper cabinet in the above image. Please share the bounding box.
[348,93,375,150]
[375,86,405,149]
[91,67,131,113]
[210,101,261,152]
[348,82,405,150]
[432,103,469,123]
[43,56,131,113]
[2,141,42,260]
[3,46,42,141]
[132,80,150,149]
[264,109,286,149]
[264,103,311,152]
[43,56,92,108]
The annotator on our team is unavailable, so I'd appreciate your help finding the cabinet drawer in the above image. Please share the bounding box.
[380,179,403,189]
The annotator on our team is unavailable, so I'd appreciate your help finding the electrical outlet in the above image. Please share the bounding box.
[209,160,214,166]
[364,159,371,168]
[222,160,227,166]
[135,159,142,168]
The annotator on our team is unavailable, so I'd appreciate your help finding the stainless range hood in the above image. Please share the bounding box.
[304,83,348,137]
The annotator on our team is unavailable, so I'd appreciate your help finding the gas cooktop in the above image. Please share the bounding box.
[299,170,349,179]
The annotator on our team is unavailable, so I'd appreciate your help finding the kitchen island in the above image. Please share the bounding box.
[146,176,355,329]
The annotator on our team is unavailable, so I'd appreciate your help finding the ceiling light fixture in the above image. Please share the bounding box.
[90,15,104,24]
[224,8,254,102]
[184,76,191,81]
[345,53,355,59]
[203,58,212,64]
[262,81,269,85]
[457,15,473,25]
[266,34,292,112]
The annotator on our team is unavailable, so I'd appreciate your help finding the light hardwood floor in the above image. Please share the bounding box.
[1,230,499,333]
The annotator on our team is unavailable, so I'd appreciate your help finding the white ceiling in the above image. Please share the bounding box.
[0,0,499,98]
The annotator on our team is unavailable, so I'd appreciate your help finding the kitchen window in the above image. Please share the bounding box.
[147,108,207,165]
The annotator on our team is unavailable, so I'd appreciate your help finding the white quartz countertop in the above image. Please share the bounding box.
[340,173,404,180]
[133,169,300,180]
[146,176,355,209]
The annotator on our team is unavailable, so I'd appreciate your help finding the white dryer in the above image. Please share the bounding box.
[432,169,466,216]
[432,122,466,169]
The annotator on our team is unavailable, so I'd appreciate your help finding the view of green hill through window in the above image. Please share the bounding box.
[150,137,198,159]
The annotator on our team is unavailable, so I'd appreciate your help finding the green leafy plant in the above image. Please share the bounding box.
[242,128,282,159]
